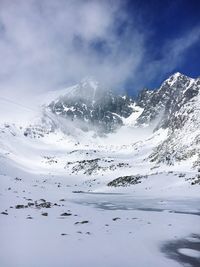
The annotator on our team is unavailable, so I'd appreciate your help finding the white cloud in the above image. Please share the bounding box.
[0,0,199,102]
[136,26,200,89]
[0,0,144,101]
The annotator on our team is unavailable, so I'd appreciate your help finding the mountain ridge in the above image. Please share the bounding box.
[0,72,200,168]
[46,72,200,133]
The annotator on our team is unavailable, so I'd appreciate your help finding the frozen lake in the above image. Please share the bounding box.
[72,192,200,215]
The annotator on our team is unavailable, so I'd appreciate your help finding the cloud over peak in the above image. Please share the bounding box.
[0,0,144,96]
[0,0,199,100]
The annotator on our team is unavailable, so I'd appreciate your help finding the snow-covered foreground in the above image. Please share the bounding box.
[0,120,200,267]
[0,170,200,267]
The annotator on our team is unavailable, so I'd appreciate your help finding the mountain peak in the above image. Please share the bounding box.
[80,76,99,89]
[77,77,101,100]
[50,77,102,102]
[164,72,192,87]
[171,71,182,77]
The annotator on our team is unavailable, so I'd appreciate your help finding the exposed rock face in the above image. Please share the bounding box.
[107,174,146,187]
[48,78,136,133]
[136,72,200,129]
[149,92,200,165]
[135,73,200,165]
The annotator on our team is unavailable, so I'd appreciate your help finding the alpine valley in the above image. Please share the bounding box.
[1,72,200,267]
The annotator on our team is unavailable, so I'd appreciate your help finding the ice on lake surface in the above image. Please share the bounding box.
[72,192,200,215]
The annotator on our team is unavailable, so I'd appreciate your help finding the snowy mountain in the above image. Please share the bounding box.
[137,73,200,165]
[0,72,200,172]
[43,73,200,168]
[47,73,200,133]
[136,72,199,128]
[1,72,200,169]
[1,72,200,267]
[47,77,137,133]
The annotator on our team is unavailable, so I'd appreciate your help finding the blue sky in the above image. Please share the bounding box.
[123,0,200,92]
[0,0,199,98]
